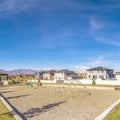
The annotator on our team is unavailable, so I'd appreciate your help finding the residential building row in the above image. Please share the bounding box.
[35,67,120,81]
[35,69,80,81]
[0,66,120,82]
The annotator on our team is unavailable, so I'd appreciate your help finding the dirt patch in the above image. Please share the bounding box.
[0,86,120,120]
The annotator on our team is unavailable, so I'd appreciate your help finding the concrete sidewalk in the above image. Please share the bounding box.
[0,93,23,120]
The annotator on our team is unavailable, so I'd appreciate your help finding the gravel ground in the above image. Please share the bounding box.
[0,85,120,120]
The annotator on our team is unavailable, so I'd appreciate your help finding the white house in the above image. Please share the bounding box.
[54,69,79,82]
[87,67,114,80]
[116,72,120,80]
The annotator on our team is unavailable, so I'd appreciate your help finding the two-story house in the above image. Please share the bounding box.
[43,70,55,80]
[35,70,56,80]
[87,67,114,80]
[35,71,45,80]
[54,69,79,81]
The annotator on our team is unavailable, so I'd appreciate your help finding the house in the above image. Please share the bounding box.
[115,72,120,80]
[35,70,56,80]
[86,67,114,80]
[43,70,55,80]
[74,71,87,79]
[0,73,8,81]
[54,69,79,81]
[35,71,45,80]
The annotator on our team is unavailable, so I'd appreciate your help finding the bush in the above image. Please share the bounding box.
[92,79,96,85]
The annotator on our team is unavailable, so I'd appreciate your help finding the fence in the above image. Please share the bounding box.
[28,79,120,85]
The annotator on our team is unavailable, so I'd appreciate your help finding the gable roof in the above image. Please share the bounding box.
[56,69,74,75]
[68,73,79,78]
[116,72,120,75]
[87,66,113,71]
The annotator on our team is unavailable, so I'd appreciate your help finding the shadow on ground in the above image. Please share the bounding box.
[0,91,16,94]
[0,111,14,118]
[23,100,66,118]
[0,93,27,120]
[6,94,31,99]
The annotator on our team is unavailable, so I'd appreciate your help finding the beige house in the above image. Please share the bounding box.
[43,72,54,80]
[35,70,55,80]
[87,67,114,80]
[74,71,87,79]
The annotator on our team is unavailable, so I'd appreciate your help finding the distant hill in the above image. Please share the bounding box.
[0,69,39,75]
[0,69,7,73]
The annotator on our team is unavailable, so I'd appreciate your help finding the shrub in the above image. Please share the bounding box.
[92,79,96,85]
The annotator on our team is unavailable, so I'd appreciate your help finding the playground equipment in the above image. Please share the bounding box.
[54,79,91,96]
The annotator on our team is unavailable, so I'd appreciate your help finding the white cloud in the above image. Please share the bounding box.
[96,37,120,47]
[0,0,36,14]
[74,65,89,70]
[90,17,104,33]
[89,55,105,67]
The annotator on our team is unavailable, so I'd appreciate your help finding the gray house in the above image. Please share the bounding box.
[86,67,114,80]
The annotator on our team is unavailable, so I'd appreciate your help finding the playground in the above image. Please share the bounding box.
[0,85,120,120]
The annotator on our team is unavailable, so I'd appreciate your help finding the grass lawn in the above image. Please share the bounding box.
[0,100,15,120]
[104,103,120,120]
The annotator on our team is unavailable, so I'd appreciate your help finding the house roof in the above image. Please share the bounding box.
[56,69,74,75]
[68,73,79,78]
[0,72,8,75]
[87,66,113,71]
[116,72,120,75]
[36,70,56,75]
[35,71,46,75]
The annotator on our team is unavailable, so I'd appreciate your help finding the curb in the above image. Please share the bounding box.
[0,94,23,120]
[95,99,120,120]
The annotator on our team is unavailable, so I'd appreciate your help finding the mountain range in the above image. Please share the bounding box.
[0,69,39,75]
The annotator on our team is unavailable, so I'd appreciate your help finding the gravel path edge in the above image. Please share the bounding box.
[95,98,120,120]
[0,93,23,120]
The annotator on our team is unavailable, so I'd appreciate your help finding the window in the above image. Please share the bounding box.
[93,76,97,79]
[99,75,104,79]
[101,71,104,73]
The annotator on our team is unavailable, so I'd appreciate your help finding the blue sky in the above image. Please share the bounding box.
[0,0,120,71]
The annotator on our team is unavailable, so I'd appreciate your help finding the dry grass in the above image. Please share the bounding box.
[104,103,120,120]
[0,85,120,120]
[0,100,15,120]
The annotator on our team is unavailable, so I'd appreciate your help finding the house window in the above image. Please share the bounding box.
[99,75,104,79]
[93,76,97,79]
[101,71,104,73]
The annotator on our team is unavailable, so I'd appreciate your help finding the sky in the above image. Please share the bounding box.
[0,0,120,71]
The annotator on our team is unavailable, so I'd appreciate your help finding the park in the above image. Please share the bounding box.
[0,84,120,120]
